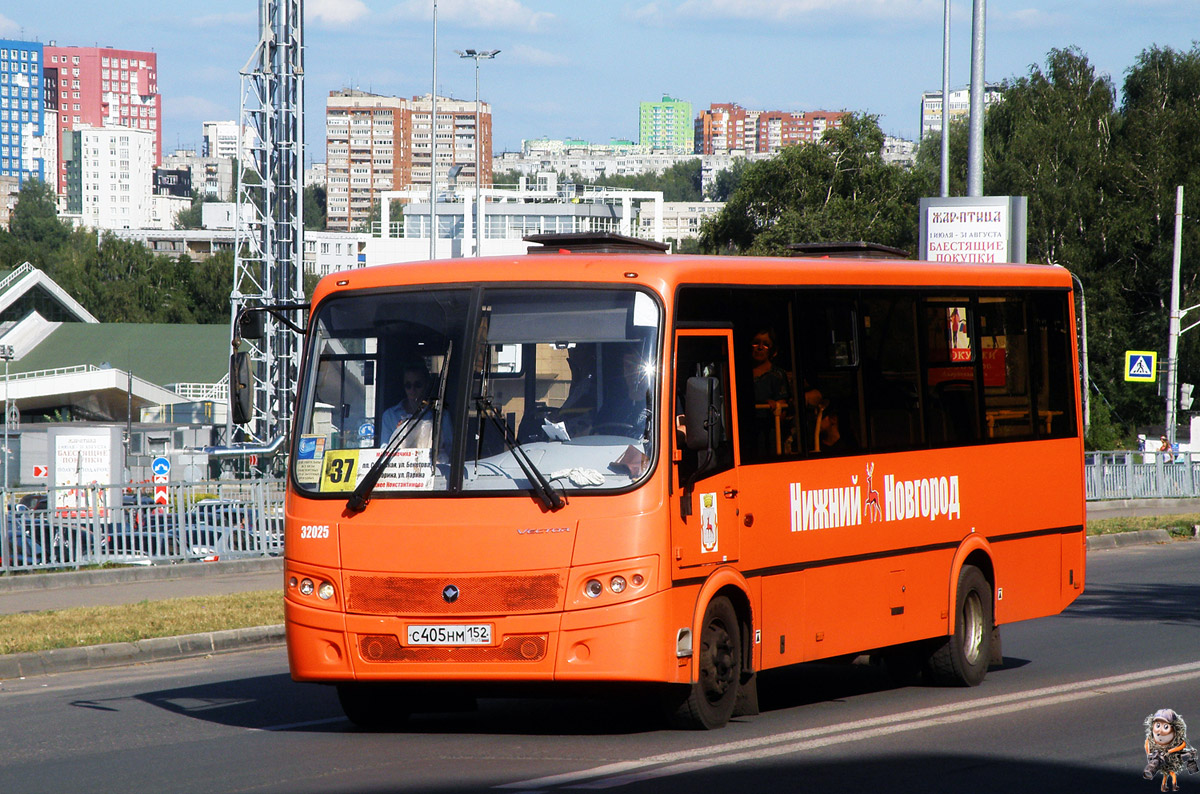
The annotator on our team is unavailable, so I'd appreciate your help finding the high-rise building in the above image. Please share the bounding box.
[324,90,491,233]
[639,95,693,153]
[202,120,239,159]
[920,84,1003,140]
[0,39,52,185]
[64,125,155,230]
[694,103,757,155]
[695,103,846,155]
[44,45,161,195]
[410,93,492,198]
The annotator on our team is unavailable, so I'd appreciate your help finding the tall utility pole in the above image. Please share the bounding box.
[456,48,499,256]
[231,0,305,445]
[940,0,951,197]
[966,0,986,197]
[430,0,438,260]
[1167,185,1184,443]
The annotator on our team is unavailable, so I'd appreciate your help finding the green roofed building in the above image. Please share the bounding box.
[639,95,694,154]
[0,262,228,425]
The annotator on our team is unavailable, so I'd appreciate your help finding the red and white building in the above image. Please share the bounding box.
[695,103,846,156]
[43,46,160,194]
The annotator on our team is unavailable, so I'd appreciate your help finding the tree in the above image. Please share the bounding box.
[700,114,932,255]
[6,178,69,262]
[304,184,326,230]
[706,158,749,202]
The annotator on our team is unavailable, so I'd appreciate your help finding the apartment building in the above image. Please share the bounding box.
[639,95,693,153]
[202,120,240,159]
[44,45,161,195]
[0,39,53,185]
[920,84,1003,139]
[64,124,155,230]
[695,103,846,155]
[325,90,491,233]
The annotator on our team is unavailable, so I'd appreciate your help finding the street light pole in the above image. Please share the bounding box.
[430,0,438,260]
[456,48,499,257]
[1,344,13,539]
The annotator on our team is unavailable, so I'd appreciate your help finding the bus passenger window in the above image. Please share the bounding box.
[860,294,921,451]
[923,300,981,445]
[1030,293,1078,438]
[794,296,863,456]
[978,297,1034,440]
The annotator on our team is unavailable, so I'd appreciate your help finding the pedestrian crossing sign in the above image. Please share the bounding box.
[1125,350,1157,382]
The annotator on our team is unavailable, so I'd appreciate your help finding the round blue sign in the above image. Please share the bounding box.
[151,456,171,477]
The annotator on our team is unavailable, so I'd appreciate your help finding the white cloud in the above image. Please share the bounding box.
[389,0,554,31]
[310,0,371,27]
[658,0,941,23]
[0,13,19,35]
[170,95,232,122]
[189,12,257,28]
[506,43,569,68]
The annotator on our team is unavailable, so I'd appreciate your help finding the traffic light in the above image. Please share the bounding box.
[1181,382,1195,411]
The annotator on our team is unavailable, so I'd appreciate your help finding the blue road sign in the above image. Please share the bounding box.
[151,456,171,477]
[1125,350,1157,383]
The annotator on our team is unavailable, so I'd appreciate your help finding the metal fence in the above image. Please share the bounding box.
[0,479,285,575]
[1085,450,1200,501]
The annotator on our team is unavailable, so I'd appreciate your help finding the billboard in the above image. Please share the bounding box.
[919,196,1028,264]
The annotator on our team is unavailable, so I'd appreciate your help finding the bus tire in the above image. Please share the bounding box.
[672,596,741,729]
[926,565,993,687]
[336,683,411,730]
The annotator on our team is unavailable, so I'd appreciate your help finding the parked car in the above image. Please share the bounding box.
[180,499,277,561]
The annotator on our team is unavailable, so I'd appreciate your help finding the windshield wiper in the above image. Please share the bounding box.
[345,403,430,513]
[346,342,453,514]
[476,397,564,511]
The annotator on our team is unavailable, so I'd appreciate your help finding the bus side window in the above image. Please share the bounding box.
[1029,293,1078,438]
[794,296,864,456]
[860,294,921,450]
[923,300,982,445]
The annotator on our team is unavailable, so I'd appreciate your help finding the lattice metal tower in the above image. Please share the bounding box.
[231,0,305,445]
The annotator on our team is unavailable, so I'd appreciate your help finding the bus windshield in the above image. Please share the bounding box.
[294,286,661,497]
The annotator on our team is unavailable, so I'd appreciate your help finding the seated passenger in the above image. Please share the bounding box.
[750,329,792,456]
[381,361,452,459]
[594,348,651,438]
[816,401,858,455]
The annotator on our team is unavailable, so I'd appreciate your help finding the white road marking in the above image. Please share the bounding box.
[497,660,1200,790]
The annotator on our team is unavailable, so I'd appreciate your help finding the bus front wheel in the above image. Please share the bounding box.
[671,596,741,729]
[926,564,993,687]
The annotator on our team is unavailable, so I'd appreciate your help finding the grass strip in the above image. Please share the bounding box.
[1088,513,1200,538]
[0,590,282,656]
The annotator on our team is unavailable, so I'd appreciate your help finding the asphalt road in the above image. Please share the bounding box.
[0,542,1196,793]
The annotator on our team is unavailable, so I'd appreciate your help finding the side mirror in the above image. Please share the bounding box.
[230,352,253,425]
[237,309,265,340]
[684,376,721,451]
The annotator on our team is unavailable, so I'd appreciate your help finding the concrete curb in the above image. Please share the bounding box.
[0,624,285,680]
[0,557,283,595]
[1086,528,1175,550]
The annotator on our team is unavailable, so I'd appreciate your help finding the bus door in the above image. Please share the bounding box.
[672,329,741,572]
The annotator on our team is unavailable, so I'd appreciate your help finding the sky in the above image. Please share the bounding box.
[2,0,1199,167]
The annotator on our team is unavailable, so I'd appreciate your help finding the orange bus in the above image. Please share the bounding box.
[263,237,1085,730]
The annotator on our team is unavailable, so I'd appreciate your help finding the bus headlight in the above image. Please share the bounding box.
[299,578,315,596]
[584,579,603,598]
[317,581,335,601]
[609,575,627,594]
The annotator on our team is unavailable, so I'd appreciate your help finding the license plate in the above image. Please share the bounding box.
[406,624,493,646]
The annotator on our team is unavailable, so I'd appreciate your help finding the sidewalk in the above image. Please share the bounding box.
[0,558,285,681]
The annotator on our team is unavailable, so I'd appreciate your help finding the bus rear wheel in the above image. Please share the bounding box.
[671,596,741,730]
[336,683,411,731]
[926,564,993,687]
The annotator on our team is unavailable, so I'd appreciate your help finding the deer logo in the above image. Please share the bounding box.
[864,462,882,522]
